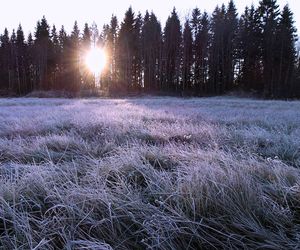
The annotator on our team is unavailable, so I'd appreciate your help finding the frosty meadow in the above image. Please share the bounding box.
[0,97,299,249]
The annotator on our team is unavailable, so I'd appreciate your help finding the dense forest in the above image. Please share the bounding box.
[0,0,299,98]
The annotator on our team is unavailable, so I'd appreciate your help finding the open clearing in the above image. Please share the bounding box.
[0,97,300,249]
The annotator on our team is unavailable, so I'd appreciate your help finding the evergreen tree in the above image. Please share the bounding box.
[191,8,201,38]
[81,23,93,88]
[295,55,300,96]
[259,0,280,97]
[70,21,81,91]
[107,15,118,88]
[15,24,27,94]
[0,29,11,91]
[275,5,298,98]
[26,33,35,92]
[162,8,182,92]
[50,25,60,90]
[194,12,210,94]
[209,5,226,94]
[82,23,91,50]
[141,11,162,92]
[90,22,99,47]
[117,7,136,92]
[133,13,143,90]
[58,26,69,90]
[223,0,238,92]
[238,5,263,92]
[34,16,51,90]
[10,29,17,92]
[182,20,193,92]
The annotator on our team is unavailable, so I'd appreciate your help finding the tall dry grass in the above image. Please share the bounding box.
[0,97,299,249]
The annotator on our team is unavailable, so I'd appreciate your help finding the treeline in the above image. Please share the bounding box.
[0,0,299,98]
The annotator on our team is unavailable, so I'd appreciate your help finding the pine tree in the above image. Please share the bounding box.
[191,8,200,89]
[295,55,300,96]
[26,33,35,92]
[82,23,91,50]
[141,11,162,92]
[223,0,238,92]
[34,16,51,90]
[162,8,182,92]
[117,7,136,92]
[182,20,193,93]
[15,24,27,94]
[238,5,263,92]
[107,15,118,88]
[58,26,68,90]
[81,23,93,89]
[70,21,81,91]
[133,13,143,90]
[191,8,201,38]
[209,5,226,94]
[194,12,210,94]
[275,5,298,98]
[10,29,17,92]
[259,0,280,97]
[0,29,11,91]
[50,25,60,90]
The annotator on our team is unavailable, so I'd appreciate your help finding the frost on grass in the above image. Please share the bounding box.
[0,97,300,249]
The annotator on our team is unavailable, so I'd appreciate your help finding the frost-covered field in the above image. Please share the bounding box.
[0,97,300,249]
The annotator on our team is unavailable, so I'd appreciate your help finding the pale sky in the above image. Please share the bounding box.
[1,0,299,36]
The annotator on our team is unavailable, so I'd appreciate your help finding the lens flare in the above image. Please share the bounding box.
[85,47,107,75]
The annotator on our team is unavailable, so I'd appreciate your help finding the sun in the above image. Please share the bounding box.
[85,47,107,75]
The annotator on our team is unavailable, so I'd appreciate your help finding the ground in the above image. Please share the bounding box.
[0,97,300,249]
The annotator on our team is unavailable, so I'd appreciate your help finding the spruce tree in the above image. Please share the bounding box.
[132,13,143,90]
[58,26,68,90]
[82,23,91,50]
[238,5,263,92]
[162,8,182,92]
[108,15,118,87]
[16,24,27,94]
[182,20,193,93]
[223,0,238,92]
[194,12,210,94]
[209,5,226,94]
[0,28,11,91]
[70,21,81,91]
[10,29,17,92]
[295,55,300,96]
[34,16,51,90]
[275,5,298,98]
[26,33,35,92]
[141,11,162,92]
[117,7,136,92]
[191,8,201,38]
[81,23,94,89]
[259,0,280,97]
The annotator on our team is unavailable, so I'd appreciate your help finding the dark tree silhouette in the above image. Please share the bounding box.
[274,5,298,98]
[194,11,210,94]
[141,11,162,92]
[34,16,51,90]
[182,20,193,93]
[259,0,280,97]
[162,8,182,92]
[0,29,11,91]
[0,1,298,98]
[209,5,226,94]
[238,5,263,92]
[117,7,136,92]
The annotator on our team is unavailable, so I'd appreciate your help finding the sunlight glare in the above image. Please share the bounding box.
[85,47,107,75]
